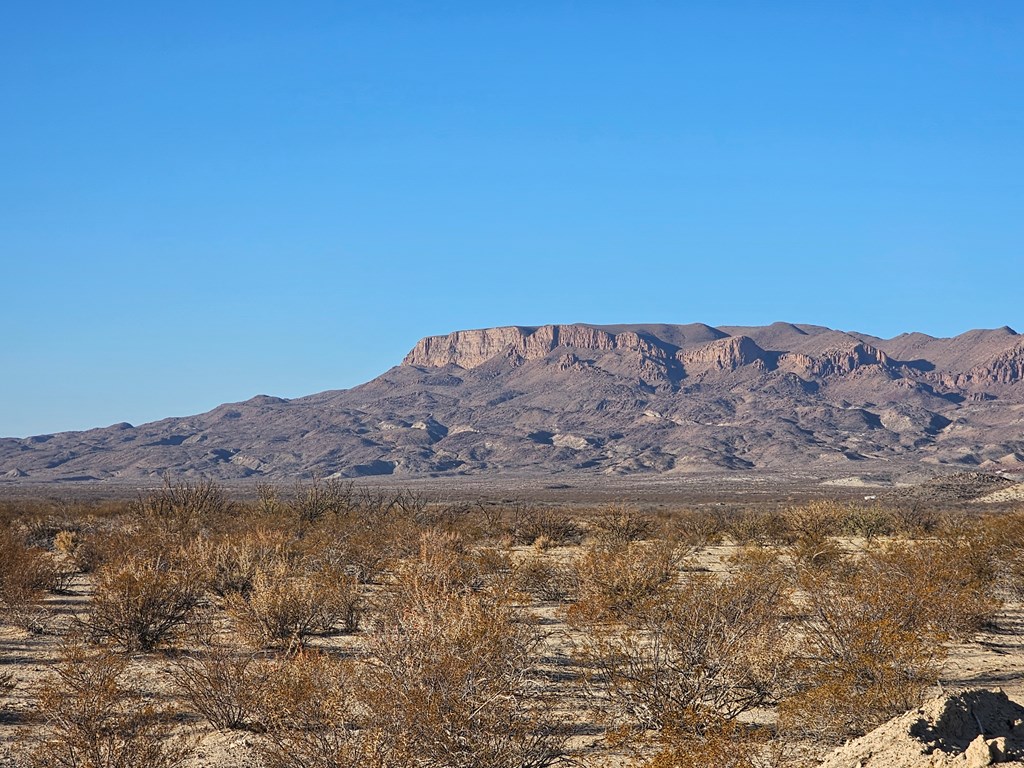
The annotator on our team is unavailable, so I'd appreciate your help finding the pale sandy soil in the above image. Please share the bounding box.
[3,543,1024,767]
[975,484,1024,505]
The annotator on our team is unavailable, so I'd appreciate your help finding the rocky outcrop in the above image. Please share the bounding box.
[402,324,675,371]
[678,336,765,375]
[942,342,1024,388]
[779,343,892,378]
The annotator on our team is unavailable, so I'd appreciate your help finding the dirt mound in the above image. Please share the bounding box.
[887,472,1016,505]
[817,690,1024,768]
[974,484,1024,505]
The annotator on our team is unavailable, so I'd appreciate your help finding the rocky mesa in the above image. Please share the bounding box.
[2,322,1024,483]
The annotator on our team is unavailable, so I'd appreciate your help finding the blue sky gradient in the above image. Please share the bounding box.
[2,2,1022,436]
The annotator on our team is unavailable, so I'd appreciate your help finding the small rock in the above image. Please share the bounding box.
[964,735,995,768]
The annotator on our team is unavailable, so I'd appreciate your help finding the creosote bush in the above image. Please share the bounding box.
[568,540,684,625]
[226,563,361,650]
[362,545,566,768]
[87,553,206,652]
[589,505,658,543]
[3,484,1022,768]
[259,650,385,768]
[20,643,191,768]
[0,526,59,632]
[641,718,782,768]
[577,552,793,737]
[781,538,1000,743]
[515,556,578,602]
[192,528,294,598]
[510,506,582,547]
[169,641,274,731]
[133,478,234,535]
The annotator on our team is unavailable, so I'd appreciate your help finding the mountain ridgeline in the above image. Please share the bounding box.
[3,322,1024,482]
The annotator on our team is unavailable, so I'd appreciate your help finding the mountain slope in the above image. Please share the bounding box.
[3,323,1023,482]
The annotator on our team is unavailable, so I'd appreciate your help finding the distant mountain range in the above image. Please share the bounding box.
[3,322,1023,483]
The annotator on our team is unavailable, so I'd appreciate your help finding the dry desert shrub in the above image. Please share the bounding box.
[639,717,783,768]
[19,643,191,768]
[995,515,1024,600]
[226,563,361,650]
[363,558,566,768]
[168,641,274,731]
[568,540,684,625]
[725,509,792,547]
[888,503,944,537]
[577,556,793,736]
[471,545,517,589]
[132,477,234,535]
[781,501,847,570]
[953,511,1024,600]
[299,524,393,585]
[86,553,206,652]
[288,477,355,528]
[511,506,583,547]
[258,650,386,768]
[0,526,59,632]
[589,505,658,544]
[783,501,844,541]
[838,504,898,540]
[60,526,116,574]
[192,528,294,598]
[399,528,516,596]
[515,556,579,602]
[780,539,997,743]
[660,508,729,547]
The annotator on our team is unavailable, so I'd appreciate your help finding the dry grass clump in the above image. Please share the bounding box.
[87,553,206,652]
[19,643,192,768]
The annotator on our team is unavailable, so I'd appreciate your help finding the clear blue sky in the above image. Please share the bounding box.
[2,1,1022,437]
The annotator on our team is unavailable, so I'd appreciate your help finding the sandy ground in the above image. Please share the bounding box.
[4,542,1024,767]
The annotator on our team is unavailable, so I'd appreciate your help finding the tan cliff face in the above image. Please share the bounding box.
[402,326,912,383]
[777,343,892,379]
[677,336,766,375]
[941,341,1024,388]
[402,324,670,370]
